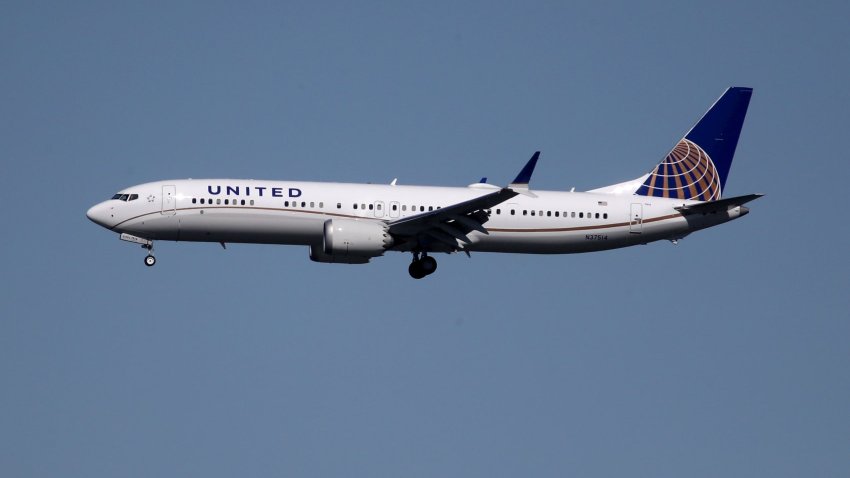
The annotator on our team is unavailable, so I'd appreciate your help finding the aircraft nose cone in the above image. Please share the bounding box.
[86,203,112,228]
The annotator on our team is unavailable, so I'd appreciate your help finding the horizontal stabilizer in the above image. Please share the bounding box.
[674,193,763,215]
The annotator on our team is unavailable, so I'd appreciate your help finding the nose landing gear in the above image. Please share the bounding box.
[409,253,437,279]
[142,244,156,267]
[119,233,157,267]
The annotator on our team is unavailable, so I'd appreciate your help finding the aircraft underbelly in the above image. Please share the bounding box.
[470,229,633,254]
[179,211,322,245]
[471,215,692,254]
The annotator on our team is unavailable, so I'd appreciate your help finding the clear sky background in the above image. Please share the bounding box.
[2,1,848,477]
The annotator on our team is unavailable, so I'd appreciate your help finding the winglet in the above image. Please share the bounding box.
[511,151,539,186]
[509,151,540,197]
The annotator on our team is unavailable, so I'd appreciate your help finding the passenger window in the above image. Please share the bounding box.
[547,211,551,217]
[428,206,433,211]
[250,200,255,206]
[216,199,221,205]
[579,212,583,218]
[200,198,205,204]
[361,204,366,210]
[523,210,527,216]
[555,211,559,217]
[420,206,425,212]
[192,198,197,204]
[368,204,374,210]
[353,204,358,209]
[301,201,306,207]
[391,204,397,211]
[595,213,599,219]
[224,199,229,205]
[402,205,407,211]
[241,199,246,205]
[496,209,501,215]
[531,210,535,216]
[377,204,382,210]
[571,212,575,218]
[310,202,315,208]
[319,202,323,208]
[603,213,608,219]
[337,203,342,209]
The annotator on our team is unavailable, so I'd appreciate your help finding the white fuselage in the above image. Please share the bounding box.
[86,179,747,256]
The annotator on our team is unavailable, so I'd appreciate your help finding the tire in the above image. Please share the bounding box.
[420,256,437,275]
[408,261,426,279]
[144,255,156,267]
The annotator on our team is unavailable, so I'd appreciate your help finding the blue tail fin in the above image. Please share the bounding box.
[635,87,752,200]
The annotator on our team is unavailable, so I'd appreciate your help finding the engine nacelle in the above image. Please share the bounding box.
[309,245,372,264]
[321,219,393,259]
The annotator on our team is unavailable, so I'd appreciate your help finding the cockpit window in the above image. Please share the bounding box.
[112,193,139,201]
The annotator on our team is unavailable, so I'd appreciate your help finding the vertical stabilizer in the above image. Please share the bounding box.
[633,87,752,200]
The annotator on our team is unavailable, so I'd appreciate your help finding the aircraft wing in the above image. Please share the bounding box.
[387,152,539,251]
[674,193,764,215]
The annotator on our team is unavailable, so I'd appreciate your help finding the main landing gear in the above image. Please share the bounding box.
[409,253,437,279]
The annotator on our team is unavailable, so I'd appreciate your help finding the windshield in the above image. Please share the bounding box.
[111,193,140,201]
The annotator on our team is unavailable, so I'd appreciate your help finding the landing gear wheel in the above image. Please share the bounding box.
[420,256,437,274]
[144,255,156,267]
[408,253,437,279]
[408,260,427,279]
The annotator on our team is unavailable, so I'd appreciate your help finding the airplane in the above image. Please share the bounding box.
[87,87,761,279]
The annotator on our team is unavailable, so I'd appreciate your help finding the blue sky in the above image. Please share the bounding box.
[2,1,848,476]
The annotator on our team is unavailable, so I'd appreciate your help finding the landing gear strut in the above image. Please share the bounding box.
[142,244,156,267]
[409,252,437,279]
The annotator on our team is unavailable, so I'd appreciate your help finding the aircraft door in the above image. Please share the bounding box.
[389,201,400,218]
[629,203,643,234]
[161,185,176,215]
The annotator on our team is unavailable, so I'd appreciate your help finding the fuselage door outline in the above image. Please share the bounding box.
[629,203,643,234]
[162,185,176,216]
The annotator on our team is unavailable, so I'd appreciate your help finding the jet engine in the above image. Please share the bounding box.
[309,219,393,264]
